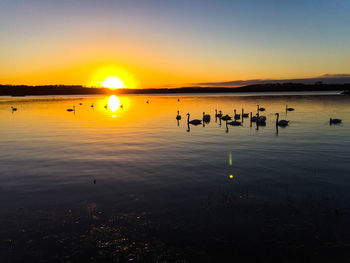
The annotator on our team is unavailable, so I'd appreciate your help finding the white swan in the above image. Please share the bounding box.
[276,113,289,126]
[187,113,202,125]
[176,110,181,120]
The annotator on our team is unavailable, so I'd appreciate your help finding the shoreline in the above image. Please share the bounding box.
[0,83,349,96]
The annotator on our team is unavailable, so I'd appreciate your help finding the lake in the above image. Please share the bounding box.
[1,92,350,262]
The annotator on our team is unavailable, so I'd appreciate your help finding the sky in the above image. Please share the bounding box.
[0,0,349,88]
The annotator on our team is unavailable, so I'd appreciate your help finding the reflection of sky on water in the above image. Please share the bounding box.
[0,93,350,261]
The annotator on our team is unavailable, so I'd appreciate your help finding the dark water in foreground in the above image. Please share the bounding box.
[1,93,350,262]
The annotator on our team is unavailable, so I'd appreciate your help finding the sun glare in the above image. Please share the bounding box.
[102,76,125,89]
[108,95,121,112]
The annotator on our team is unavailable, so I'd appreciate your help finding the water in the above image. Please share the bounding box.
[1,93,350,262]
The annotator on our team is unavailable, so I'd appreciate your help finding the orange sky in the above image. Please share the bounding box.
[1,1,349,88]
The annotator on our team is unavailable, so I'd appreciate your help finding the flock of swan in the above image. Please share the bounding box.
[9,101,342,126]
[176,104,343,129]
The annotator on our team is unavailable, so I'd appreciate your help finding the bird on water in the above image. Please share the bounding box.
[176,110,181,120]
[286,105,294,111]
[66,106,75,112]
[187,113,202,125]
[275,113,289,126]
[330,118,342,124]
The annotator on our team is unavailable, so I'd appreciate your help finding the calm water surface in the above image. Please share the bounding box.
[1,93,350,262]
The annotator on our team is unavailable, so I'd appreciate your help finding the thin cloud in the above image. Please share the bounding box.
[192,74,350,87]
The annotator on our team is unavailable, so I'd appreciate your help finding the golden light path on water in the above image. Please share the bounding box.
[108,95,121,112]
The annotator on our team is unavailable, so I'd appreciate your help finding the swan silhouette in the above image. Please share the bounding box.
[276,113,289,126]
[258,115,266,122]
[286,105,294,111]
[221,114,232,121]
[66,106,75,112]
[257,105,265,111]
[251,112,266,123]
[242,108,249,118]
[234,109,241,119]
[11,106,17,111]
[187,113,202,125]
[227,119,241,126]
[176,110,181,120]
[91,104,94,108]
[330,118,342,124]
[250,112,258,122]
[215,109,223,118]
[203,112,211,122]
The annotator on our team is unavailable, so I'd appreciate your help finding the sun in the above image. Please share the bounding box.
[102,76,125,89]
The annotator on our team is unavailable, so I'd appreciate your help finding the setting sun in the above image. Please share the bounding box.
[102,76,125,89]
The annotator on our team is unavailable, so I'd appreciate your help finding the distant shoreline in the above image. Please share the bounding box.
[0,83,349,96]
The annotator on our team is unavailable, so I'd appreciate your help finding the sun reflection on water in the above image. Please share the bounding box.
[108,95,121,112]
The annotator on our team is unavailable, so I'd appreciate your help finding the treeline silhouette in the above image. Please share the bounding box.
[0,83,349,96]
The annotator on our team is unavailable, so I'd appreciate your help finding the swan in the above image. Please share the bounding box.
[330,118,342,124]
[215,109,223,118]
[234,109,241,119]
[79,103,82,105]
[242,109,249,118]
[203,112,211,122]
[66,106,75,112]
[11,106,17,111]
[257,104,265,111]
[176,110,181,120]
[227,120,241,126]
[250,112,258,122]
[104,104,108,109]
[251,112,266,123]
[221,114,232,121]
[91,104,94,108]
[275,113,289,126]
[286,105,294,111]
[187,113,202,125]
[258,115,266,122]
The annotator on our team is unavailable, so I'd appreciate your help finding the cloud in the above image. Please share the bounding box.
[192,74,350,87]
